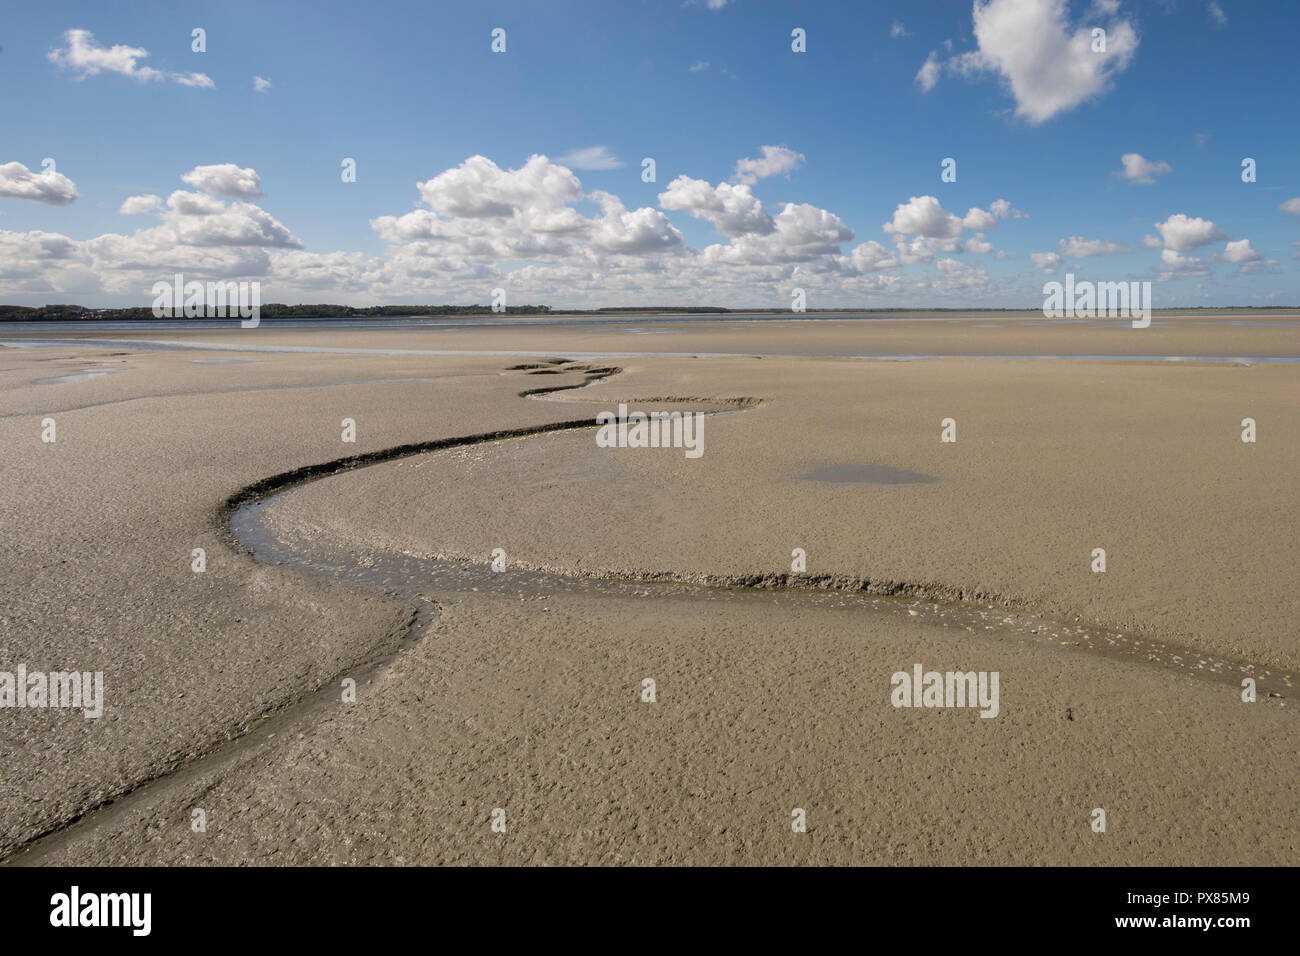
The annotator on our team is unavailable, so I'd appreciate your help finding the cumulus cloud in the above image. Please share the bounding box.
[1059,236,1132,257]
[659,176,774,236]
[1218,239,1276,273]
[1220,239,1260,264]
[839,240,898,273]
[253,76,272,93]
[689,60,710,72]
[557,146,625,170]
[47,29,213,87]
[0,161,79,205]
[884,195,1021,239]
[1030,251,1063,272]
[0,163,303,300]
[731,146,805,186]
[181,164,264,200]
[1154,213,1227,251]
[119,194,162,215]
[988,198,1026,220]
[884,196,964,238]
[1279,198,1300,218]
[370,154,685,269]
[1157,248,1210,277]
[700,202,853,266]
[416,154,581,219]
[948,0,1138,124]
[587,191,683,254]
[0,153,1031,308]
[1117,153,1171,184]
[961,207,997,231]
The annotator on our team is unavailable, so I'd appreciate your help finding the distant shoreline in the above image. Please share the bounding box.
[2,304,1296,322]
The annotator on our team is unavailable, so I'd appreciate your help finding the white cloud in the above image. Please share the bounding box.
[732,146,805,185]
[0,154,1112,309]
[557,146,625,170]
[1117,153,1171,184]
[839,240,898,273]
[915,51,941,92]
[416,154,581,220]
[166,190,227,217]
[1279,198,1300,218]
[988,198,1026,219]
[119,194,162,215]
[587,191,684,254]
[1157,248,1210,277]
[1208,2,1227,26]
[1059,236,1131,257]
[884,195,964,239]
[884,195,1021,240]
[1030,251,1062,272]
[949,0,1138,124]
[689,60,710,72]
[1142,234,1163,249]
[1220,239,1260,264]
[891,21,910,39]
[47,29,212,88]
[372,155,680,267]
[181,164,264,200]
[1217,238,1275,272]
[659,175,774,236]
[702,202,852,264]
[174,72,215,89]
[1154,213,1227,251]
[0,164,304,299]
[0,161,79,205]
[253,76,272,93]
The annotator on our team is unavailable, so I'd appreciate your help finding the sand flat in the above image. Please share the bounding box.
[2,315,1297,865]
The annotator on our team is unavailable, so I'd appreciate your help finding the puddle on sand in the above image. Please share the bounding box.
[36,366,134,384]
[803,463,941,485]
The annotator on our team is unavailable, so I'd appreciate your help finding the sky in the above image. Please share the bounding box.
[2,0,1298,309]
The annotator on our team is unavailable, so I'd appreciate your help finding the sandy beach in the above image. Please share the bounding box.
[2,312,1296,865]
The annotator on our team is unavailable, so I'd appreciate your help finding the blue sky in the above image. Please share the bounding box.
[2,0,1297,308]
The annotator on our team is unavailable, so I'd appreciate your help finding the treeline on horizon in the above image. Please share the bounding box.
[0,303,1290,321]
[0,303,556,321]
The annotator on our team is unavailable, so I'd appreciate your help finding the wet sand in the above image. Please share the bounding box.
[1,312,1296,865]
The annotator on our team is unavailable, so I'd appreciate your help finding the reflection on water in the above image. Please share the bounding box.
[36,366,134,384]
